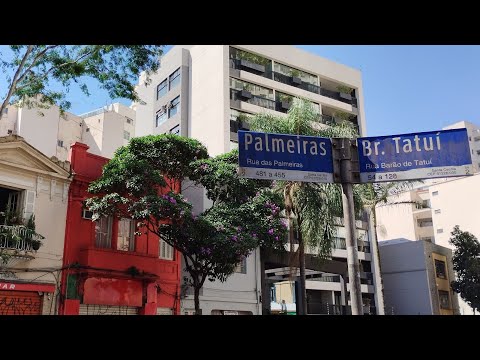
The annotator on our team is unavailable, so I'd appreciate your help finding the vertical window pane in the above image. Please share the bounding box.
[157,79,167,99]
[156,111,167,127]
[95,216,112,248]
[169,68,181,90]
[169,124,180,135]
[117,218,135,252]
[168,96,180,118]
[434,259,447,279]
[159,239,174,260]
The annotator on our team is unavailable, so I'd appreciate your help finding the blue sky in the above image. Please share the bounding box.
[2,45,480,136]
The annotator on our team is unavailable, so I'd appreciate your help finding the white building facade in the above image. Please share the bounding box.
[0,102,135,162]
[134,45,383,315]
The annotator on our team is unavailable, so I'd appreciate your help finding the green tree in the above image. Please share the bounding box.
[248,98,360,314]
[450,226,480,312]
[356,181,422,314]
[86,135,286,315]
[0,45,164,115]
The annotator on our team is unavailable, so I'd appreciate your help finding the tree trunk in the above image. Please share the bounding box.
[298,234,307,315]
[194,285,201,315]
[367,207,385,315]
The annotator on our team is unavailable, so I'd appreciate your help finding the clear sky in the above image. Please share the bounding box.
[2,45,480,136]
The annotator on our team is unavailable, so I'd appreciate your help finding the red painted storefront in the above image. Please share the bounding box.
[59,143,181,315]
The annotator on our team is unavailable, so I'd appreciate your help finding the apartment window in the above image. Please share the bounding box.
[421,237,433,242]
[434,209,441,214]
[469,137,472,141]
[156,110,167,127]
[432,191,439,196]
[235,258,247,274]
[117,218,135,252]
[95,216,113,248]
[2,108,8,115]
[477,150,480,155]
[418,219,433,227]
[438,290,451,309]
[168,96,180,118]
[126,117,133,125]
[159,239,174,260]
[124,131,130,140]
[169,68,181,90]
[475,136,480,142]
[82,208,93,220]
[333,237,347,250]
[434,259,447,279]
[157,79,167,99]
[57,140,64,147]
[270,285,277,303]
[169,124,180,135]
[437,228,444,234]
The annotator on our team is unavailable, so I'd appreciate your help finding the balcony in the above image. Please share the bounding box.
[230,59,358,107]
[306,303,377,315]
[230,88,276,111]
[79,247,179,281]
[332,237,370,253]
[0,225,43,256]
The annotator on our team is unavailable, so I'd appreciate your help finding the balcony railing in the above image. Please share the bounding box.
[230,59,358,107]
[332,237,370,253]
[306,302,377,315]
[230,89,276,111]
[308,275,341,283]
[0,225,44,253]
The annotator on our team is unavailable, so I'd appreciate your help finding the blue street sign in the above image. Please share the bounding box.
[358,128,473,182]
[238,130,334,183]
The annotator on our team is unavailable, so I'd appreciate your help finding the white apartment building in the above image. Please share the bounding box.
[376,119,480,315]
[443,121,480,173]
[134,45,383,315]
[0,102,135,162]
[80,103,136,159]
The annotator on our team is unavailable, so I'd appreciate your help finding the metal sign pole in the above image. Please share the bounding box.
[333,138,363,315]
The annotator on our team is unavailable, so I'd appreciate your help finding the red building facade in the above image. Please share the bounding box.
[59,143,181,315]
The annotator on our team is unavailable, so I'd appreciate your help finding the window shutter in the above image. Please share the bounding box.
[23,190,36,222]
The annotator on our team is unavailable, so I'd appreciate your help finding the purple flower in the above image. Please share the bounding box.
[237,226,242,232]
[232,235,238,242]
[162,194,169,199]
[200,163,209,171]
[169,197,177,204]
[252,233,257,238]
[256,192,260,197]
[275,236,279,241]
[268,229,274,235]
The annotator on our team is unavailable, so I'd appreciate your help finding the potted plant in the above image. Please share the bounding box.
[237,114,250,130]
[237,50,268,73]
[289,69,302,85]
[239,84,253,100]
[333,111,353,124]
[337,85,353,101]
[25,215,44,251]
[278,93,293,110]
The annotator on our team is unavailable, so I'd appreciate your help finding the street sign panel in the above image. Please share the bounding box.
[358,128,473,182]
[238,130,334,183]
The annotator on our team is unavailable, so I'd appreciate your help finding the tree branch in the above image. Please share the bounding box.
[1,45,34,115]
[15,45,59,85]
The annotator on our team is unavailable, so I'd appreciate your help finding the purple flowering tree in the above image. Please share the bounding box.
[86,135,287,315]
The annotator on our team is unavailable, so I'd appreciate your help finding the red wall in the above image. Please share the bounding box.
[59,143,181,315]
